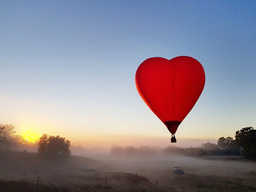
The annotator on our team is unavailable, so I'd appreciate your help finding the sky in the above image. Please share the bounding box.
[1,0,256,148]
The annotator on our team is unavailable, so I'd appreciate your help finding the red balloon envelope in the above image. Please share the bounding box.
[135,56,205,142]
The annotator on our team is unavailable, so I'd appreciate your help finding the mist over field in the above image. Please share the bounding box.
[1,145,256,192]
[1,124,255,191]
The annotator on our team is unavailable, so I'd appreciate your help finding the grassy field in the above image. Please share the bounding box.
[0,151,256,191]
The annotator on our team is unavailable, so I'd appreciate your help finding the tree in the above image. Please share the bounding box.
[0,124,16,151]
[38,134,48,154]
[124,146,136,156]
[200,142,219,151]
[217,136,239,155]
[38,134,71,157]
[200,142,219,155]
[218,137,227,149]
[235,127,256,158]
[218,137,237,149]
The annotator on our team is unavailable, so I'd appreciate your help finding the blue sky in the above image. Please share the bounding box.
[1,1,256,147]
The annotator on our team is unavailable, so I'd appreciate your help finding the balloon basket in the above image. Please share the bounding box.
[171,136,176,143]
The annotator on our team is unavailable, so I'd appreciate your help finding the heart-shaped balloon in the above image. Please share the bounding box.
[135,56,205,142]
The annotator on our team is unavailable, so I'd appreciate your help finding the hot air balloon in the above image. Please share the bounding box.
[135,56,205,143]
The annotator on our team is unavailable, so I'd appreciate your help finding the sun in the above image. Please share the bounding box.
[21,128,40,144]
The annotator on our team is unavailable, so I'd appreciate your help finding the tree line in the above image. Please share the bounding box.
[1,124,256,159]
[0,124,71,157]
[111,127,256,159]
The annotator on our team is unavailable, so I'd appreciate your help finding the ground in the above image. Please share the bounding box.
[0,151,256,191]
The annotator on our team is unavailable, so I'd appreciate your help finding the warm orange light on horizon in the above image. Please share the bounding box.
[21,128,40,144]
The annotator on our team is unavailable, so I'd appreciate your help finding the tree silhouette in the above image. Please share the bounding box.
[38,134,71,157]
[217,136,239,155]
[0,124,15,151]
[218,137,237,149]
[235,127,256,158]
[200,142,219,150]
[218,137,227,149]
[38,134,48,154]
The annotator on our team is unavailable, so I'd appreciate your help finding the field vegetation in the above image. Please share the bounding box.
[0,151,256,192]
[1,125,256,191]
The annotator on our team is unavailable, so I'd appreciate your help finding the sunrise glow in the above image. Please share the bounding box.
[21,129,40,144]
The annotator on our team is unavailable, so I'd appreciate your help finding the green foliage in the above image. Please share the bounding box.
[235,127,256,159]
[38,134,71,157]
[0,124,15,151]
